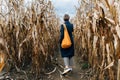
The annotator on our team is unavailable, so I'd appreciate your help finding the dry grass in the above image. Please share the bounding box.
[0,0,59,78]
[73,0,120,80]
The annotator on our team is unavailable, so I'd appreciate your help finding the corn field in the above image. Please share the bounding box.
[0,0,59,79]
[73,0,120,80]
[0,0,120,80]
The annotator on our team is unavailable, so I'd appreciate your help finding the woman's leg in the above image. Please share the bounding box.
[63,57,74,68]
[69,57,74,70]
[63,57,69,68]
[62,57,72,75]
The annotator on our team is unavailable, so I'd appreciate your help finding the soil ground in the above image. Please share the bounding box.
[0,54,91,80]
[51,55,92,80]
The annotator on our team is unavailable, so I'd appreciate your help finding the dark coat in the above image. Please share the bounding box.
[59,21,74,58]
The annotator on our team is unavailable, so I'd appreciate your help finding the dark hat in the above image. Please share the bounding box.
[63,14,70,21]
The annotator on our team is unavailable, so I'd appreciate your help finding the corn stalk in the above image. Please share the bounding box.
[0,0,59,78]
[73,0,120,79]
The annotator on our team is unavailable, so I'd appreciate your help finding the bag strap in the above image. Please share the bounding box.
[63,24,67,30]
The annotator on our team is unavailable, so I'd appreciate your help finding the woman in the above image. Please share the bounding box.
[59,14,74,75]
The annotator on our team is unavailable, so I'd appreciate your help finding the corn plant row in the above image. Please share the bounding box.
[0,0,59,77]
[73,0,120,80]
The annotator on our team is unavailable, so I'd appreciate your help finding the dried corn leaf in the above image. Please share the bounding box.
[105,17,115,26]
[104,0,110,8]
[40,44,46,56]
[104,61,114,70]
[0,53,5,72]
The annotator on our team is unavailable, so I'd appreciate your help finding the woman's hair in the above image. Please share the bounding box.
[64,14,70,21]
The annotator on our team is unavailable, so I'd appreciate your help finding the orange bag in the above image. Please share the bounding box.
[61,24,72,48]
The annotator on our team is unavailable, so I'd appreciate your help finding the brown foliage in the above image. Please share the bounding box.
[73,0,120,80]
[0,0,59,78]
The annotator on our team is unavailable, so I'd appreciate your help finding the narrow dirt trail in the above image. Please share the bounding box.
[61,68,82,80]
[52,55,91,80]
[0,54,91,80]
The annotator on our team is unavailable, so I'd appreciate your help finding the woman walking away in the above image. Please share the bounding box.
[59,14,74,76]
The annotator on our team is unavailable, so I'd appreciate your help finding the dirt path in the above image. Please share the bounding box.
[0,54,91,80]
[52,55,91,80]
[60,68,82,80]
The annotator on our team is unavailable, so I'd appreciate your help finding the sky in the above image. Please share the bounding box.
[50,0,79,19]
[24,0,79,19]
